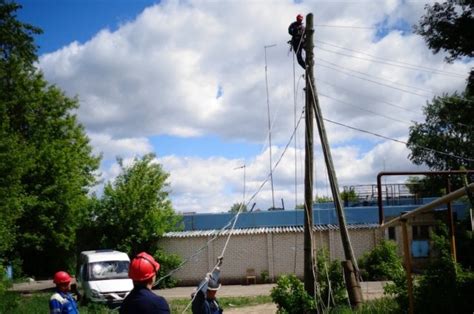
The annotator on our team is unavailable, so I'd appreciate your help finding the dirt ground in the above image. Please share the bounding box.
[158,281,386,301]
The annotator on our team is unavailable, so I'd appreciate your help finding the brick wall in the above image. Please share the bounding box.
[159,227,382,286]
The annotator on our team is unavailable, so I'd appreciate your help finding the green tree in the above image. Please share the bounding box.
[0,1,100,276]
[414,0,473,63]
[229,202,247,213]
[405,176,444,198]
[87,154,181,256]
[358,240,404,281]
[409,0,474,177]
[271,274,316,314]
[340,189,358,203]
[407,93,473,172]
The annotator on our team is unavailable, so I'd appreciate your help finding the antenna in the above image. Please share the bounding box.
[264,44,277,209]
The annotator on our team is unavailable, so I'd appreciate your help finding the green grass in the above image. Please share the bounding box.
[330,297,400,314]
[1,291,397,314]
[0,292,273,313]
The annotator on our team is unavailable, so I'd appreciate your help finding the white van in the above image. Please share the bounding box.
[76,250,133,304]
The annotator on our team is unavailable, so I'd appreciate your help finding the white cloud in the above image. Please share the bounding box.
[38,0,471,212]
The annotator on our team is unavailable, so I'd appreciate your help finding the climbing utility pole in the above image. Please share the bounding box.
[305,13,363,308]
[303,15,316,300]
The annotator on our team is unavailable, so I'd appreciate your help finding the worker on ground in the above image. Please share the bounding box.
[288,14,306,69]
[120,252,170,314]
[49,271,79,314]
[191,257,224,314]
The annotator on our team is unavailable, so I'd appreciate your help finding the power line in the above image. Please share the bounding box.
[318,57,437,95]
[316,62,432,98]
[317,46,466,78]
[319,92,413,125]
[316,40,466,78]
[323,118,474,163]
[316,78,423,115]
[315,24,376,30]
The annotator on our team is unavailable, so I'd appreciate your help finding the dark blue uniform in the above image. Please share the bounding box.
[192,268,223,314]
[119,286,170,314]
[49,290,79,314]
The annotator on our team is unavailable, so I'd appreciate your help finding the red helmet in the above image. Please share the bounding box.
[129,252,160,282]
[296,14,303,22]
[53,271,71,284]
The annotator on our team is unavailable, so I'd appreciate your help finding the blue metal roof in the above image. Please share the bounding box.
[181,201,469,231]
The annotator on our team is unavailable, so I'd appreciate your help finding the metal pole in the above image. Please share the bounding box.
[446,177,457,261]
[401,219,415,314]
[264,44,277,210]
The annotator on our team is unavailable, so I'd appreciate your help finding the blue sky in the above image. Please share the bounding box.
[15,0,472,212]
[18,0,156,54]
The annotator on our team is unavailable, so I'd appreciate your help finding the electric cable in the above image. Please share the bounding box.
[317,46,466,78]
[319,92,413,125]
[323,118,474,163]
[316,40,466,78]
[316,62,433,98]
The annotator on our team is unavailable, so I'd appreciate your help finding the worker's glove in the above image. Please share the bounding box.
[217,256,223,267]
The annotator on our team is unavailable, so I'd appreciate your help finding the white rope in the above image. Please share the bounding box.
[179,110,307,313]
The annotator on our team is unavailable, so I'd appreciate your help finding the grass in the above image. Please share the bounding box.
[1,291,397,313]
[0,292,273,313]
[330,297,400,314]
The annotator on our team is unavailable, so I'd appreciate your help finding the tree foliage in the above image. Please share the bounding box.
[358,240,404,281]
[385,224,474,314]
[271,274,316,314]
[229,202,247,213]
[80,154,181,256]
[414,0,473,63]
[407,92,473,172]
[409,0,474,179]
[0,1,100,276]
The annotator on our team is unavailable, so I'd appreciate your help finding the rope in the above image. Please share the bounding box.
[179,109,307,313]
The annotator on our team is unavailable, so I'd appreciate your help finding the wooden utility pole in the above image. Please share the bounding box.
[305,13,363,308]
[303,14,316,299]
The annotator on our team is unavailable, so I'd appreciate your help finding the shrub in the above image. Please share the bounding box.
[316,249,347,307]
[413,225,474,314]
[385,223,474,314]
[358,240,403,281]
[260,270,269,283]
[271,274,316,314]
[153,249,182,289]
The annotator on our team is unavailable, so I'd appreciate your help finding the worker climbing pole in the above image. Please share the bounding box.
[301,13,363,309]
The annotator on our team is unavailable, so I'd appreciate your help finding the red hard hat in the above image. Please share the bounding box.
[297,14,303,21]
[129,252,160,282]
[53,271,71,284]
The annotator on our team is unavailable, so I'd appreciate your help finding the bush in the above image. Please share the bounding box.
[385,223,474,314]
[358,240,403,281]
[271,274,316,314]
[414,225,474,314]
[153,249,182,289]
[316,249,347,307]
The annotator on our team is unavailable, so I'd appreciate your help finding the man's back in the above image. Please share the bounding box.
[120,286,170,314]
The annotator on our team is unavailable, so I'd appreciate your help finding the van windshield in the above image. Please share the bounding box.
[88,261,129,281]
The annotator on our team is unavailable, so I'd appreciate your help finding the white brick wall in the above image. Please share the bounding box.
[159,228,381,285]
